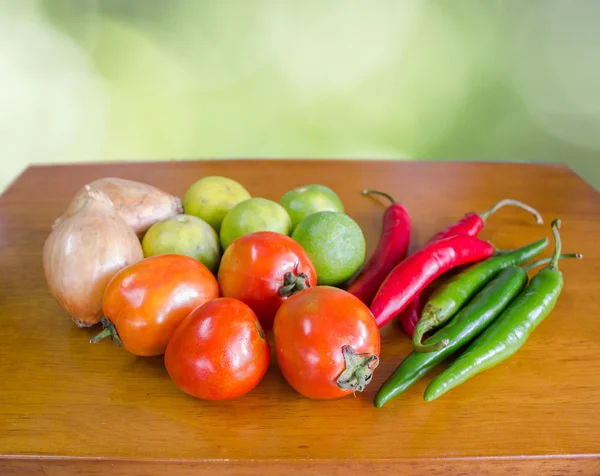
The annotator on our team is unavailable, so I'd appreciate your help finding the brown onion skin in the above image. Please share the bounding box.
[58,177,183,237]
[43,186,144,327]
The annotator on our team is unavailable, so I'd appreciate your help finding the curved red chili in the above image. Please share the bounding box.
[426,198,543,245]
[397,283,440,337]
[346,190,411,306]
[397,199,543,334]
[397,293,422,337]
[370,235,495,328]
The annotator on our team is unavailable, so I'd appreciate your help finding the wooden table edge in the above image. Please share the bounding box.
[1,454,599,476]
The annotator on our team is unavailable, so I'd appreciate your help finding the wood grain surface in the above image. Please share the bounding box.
[1,160,599,475]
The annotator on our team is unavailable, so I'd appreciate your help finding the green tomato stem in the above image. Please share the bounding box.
[89,317,122,347]
[336,345,380,394]
[279,265,312,298]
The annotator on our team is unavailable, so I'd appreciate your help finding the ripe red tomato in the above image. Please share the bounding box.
[97,254,219,357]
[273,286,380,399]
[217,231,317,330]
[165,298,270,400]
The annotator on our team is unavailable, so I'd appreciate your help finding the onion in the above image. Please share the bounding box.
[43,185,144,327]
[58,177,183,237]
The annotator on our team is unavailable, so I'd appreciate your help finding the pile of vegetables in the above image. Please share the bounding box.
[42,177,581,404]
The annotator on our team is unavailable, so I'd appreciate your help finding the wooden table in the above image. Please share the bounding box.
[1,160,599,475]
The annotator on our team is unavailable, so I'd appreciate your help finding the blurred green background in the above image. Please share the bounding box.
[1,0,598,192]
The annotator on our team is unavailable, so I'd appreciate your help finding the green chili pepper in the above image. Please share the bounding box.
[424,219,577,402]
[373,250,581,408]
[413,237,549,353]
[374,265,527,408]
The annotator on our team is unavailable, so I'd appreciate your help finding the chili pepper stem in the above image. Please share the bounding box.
[416,336,450,353]
[550,219,562,269]
[89,317,122,347]
[412,305,450,353]
[361,189,396,205]
[479,199,543,224]
[523,253,582,272]
[336,345,380,395]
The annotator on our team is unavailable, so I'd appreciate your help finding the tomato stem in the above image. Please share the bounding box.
[279,264,312,298]
[89,317,122,347]
[336,345,380,395]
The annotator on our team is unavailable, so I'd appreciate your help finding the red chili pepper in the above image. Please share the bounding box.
[346,190,411,306]
[426,199,543,245]
[370,235,495,328]
[397,199,543,335]
[397,293,422,336]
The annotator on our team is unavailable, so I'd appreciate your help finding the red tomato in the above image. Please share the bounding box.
[165,298,270,400]
[217,231,317,330]
[273,286,380,399]
[98,254,219,357]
